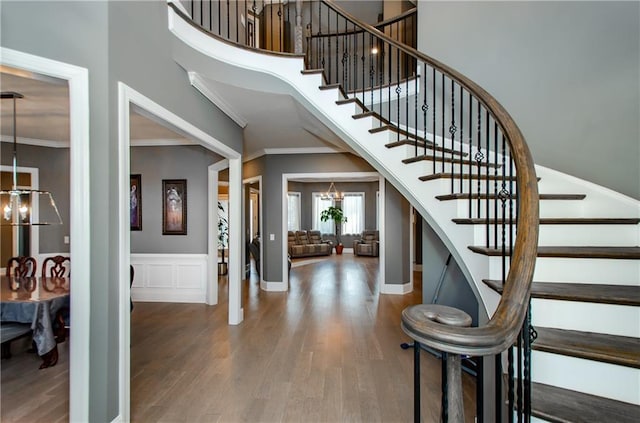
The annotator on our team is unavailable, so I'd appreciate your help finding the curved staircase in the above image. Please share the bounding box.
[168,1,639,421]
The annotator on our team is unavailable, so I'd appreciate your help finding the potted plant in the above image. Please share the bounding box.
[320,205,347,254]
[218,201,229,275]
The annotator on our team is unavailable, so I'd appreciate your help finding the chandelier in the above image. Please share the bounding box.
[320,182,343,201]
[1,91,62,226]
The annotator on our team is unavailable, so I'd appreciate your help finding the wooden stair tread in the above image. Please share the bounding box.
[532,327,640,368]
[420,172,521,182]
[469,246,640,259]
[402,154,501,168]
[454,217,640,225]
[483,279,640,306]
[437,193,586,201]
[385,139,468,157]
[531,382,640,423]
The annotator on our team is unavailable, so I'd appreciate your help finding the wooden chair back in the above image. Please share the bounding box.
[41,255,71,278]
[5,256,37,278]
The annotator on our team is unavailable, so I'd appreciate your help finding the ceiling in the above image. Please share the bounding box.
[0,65,352,162]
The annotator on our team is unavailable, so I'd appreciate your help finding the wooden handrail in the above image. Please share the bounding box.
[322,0,540,356]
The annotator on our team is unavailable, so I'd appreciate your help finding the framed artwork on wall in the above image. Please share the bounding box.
[162,179,187,235]
[130,174,142,231]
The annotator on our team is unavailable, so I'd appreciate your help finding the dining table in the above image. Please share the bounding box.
[0,275,70,369]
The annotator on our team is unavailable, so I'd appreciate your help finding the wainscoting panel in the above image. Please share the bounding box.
[131,254,208,303]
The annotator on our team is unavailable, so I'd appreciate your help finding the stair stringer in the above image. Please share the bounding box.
[168,5,503,319]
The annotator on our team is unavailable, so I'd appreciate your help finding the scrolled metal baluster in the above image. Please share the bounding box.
[433,67,437,175]
[508,345,515,423]
[449,79,457,192]
[475,101,484,219]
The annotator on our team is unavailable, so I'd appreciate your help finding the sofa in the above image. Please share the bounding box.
[288,230,333,258]
[353,230,379,257]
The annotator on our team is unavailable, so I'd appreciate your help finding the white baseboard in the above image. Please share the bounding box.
[130,253,208,303]
[380,281,412,295]
[260,279,287,292]
[110,415,123,423]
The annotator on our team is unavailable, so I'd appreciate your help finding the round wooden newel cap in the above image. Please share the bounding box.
[402,304,472,330]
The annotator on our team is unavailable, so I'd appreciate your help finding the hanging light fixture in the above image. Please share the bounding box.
[1,91,62,226]
[320,182,344,201]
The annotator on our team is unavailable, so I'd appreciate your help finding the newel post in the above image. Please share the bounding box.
[401,304,472,422]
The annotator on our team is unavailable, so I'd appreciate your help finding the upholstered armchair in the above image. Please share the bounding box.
[353,230,379,257]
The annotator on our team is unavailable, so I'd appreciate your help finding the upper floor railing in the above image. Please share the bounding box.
[177,1,539,420]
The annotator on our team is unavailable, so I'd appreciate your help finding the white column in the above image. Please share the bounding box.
[294,0,303,54]
[228,157,244,325]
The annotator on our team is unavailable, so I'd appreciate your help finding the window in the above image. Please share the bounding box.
[287,192,301,231]
[312,193,334,234]
[341,192,365,235]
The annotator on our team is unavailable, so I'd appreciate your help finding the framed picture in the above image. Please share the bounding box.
[162,179,187,235]
[130,174,142,231]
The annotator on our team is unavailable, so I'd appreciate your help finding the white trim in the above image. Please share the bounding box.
[243,175,263,286]
[0,46,91,423]
[189,72,248,128]
[208,160,228,306]
[130,138,195,147]
[377,176,386,292]
[130,253,208,303]
[243,146,347,163]
[379,281,413,295]
[119,83,242,422]
[409,205,415,290]
[261,279,288,291]
[0,135,69,148]
[228,158,244,324]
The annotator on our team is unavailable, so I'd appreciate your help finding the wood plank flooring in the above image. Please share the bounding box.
[1,254,477,422]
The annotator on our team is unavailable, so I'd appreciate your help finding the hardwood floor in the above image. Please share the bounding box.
[1,254,477,422]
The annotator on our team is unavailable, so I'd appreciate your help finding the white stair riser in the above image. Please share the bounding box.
[531,299,640,337]
[493,256,640,285]
[530,257,640,285]
[530,351,640,405]
[467,224,638,247]
[538,224,639,247]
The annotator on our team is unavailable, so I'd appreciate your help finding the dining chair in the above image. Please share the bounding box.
[5,256,37,278]
[42,256,71,343]
[41,255,71,278]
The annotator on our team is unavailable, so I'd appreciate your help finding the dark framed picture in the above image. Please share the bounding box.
[162,179,187,235]
[130,174,142,231]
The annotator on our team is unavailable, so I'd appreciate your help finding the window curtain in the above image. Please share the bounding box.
[312,193,334,234]
[341,192,364,235]
[287,192,301,231]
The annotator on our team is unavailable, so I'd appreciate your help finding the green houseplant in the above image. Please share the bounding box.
[320,205,347,254]
[218,201,229,275]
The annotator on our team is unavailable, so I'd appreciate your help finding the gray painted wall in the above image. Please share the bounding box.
[0,142,70,254]
[130,145,222,254]
[418,1,640,199]
[1,1,242,420]
[288,180,379,247]
[384,180,410,285]
[421,220,482,326]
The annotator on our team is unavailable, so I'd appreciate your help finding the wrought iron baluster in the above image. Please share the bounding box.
[441,73,445,176]
[433,67,437,174]
[485,110,490,247]
[475,100,483,219]
[422,63,428,158]
[459,85,464,194]
[467,94,472,216]
[508,345,514,423]
[449,79,457,192]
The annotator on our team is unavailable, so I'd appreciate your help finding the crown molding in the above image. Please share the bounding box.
[188,72,248,129]
[0,135,68,148]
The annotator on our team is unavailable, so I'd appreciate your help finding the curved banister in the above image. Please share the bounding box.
[175,0,539,357]
[321,0,539,356]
